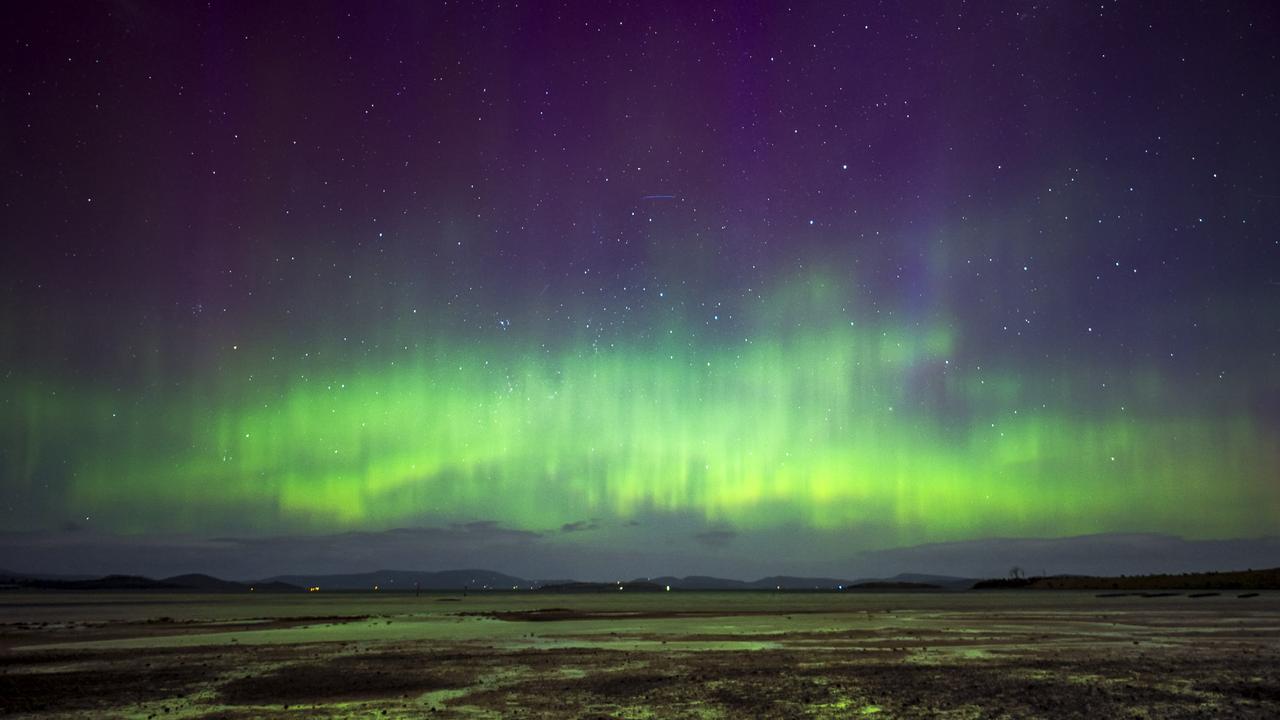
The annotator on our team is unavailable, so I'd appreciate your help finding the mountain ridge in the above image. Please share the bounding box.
[2,568,973,591]
[8,567,1275,592]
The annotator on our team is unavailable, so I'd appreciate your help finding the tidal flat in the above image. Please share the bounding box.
[2,591,1278,718]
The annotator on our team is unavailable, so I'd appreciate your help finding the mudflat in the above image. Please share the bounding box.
[2,591,1277,718]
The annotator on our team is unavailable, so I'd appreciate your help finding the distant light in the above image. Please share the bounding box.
[665,585,671,592]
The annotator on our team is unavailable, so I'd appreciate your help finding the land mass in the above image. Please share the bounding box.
[5,567,1279,593]
[0,571,303,593]
[973,567,1280,591]
[1,568,973,592]
[2,587,1277,718]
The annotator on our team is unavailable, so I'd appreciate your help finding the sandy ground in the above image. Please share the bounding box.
[2,591,1278,718]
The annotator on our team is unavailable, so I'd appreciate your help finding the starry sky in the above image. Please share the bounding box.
[2,2,1278,578]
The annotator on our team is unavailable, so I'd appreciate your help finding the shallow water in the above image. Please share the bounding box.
[3,590,1278,718]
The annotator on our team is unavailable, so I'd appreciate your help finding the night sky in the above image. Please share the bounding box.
[2,2,1278,578]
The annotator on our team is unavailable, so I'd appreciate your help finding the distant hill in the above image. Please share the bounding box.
[537,581,666,592]
[630,575,849,590]
[1,571,301,592]
[658,573,974,591]
[161,573,303,593]
[845,581,940,591]
[163,573,250,591]
[629,574,967,591]
[753,575,851,590]
[10,574,182,590]
[643,576,753,590]
[44,566,1279,594]
[6,567,885,592]
[260,568,530,591]
[974,567,1280,591]
[850,573,976,590]
[247,581,307,593]
[244,570,972,592]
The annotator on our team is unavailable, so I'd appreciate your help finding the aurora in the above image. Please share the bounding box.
[2,1,1278,577]
[7,268,1277,548]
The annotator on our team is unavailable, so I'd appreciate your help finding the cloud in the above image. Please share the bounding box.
[0,520,545,580]
[211,521,542,549]
[693,529,737,547]
[560,520,600,533]
[4,519,1276,584]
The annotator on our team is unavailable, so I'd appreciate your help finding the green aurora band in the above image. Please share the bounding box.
[5,273,1278,545]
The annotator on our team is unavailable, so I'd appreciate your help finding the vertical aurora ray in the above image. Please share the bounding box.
[5,270,1263,545]
[3,2,1279,568]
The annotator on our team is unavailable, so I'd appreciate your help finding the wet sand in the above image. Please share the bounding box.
[3,591,1278,718]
